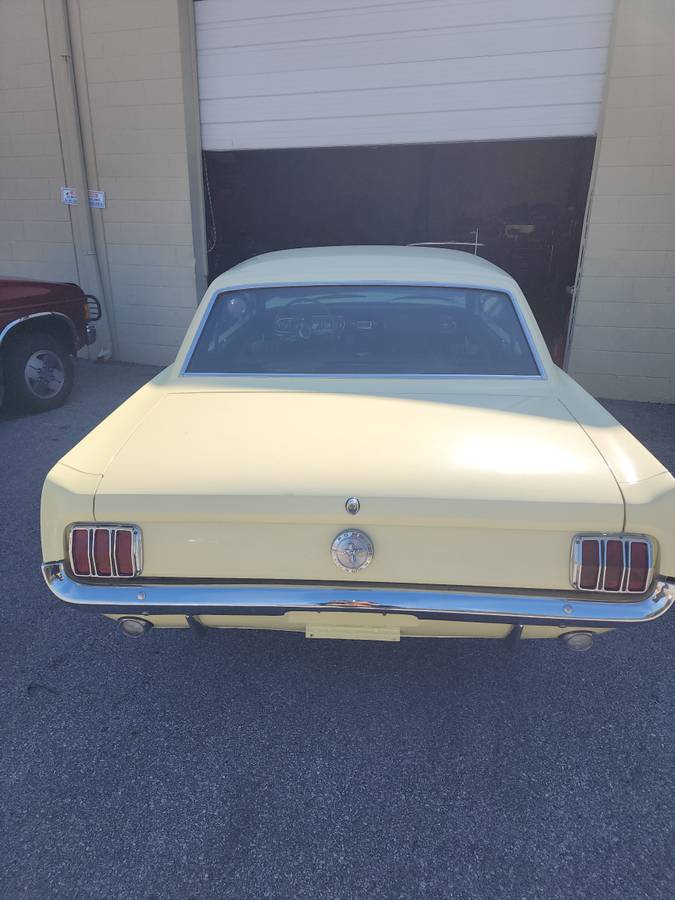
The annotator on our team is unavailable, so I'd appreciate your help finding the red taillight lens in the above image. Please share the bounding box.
[93,529,112,576]
[114,530,134,577]
[572,535,653,594]
[628,541,650,593]
[579,539,600,590]
[603,539,625,591]
[68,525,140,577]
[70,528,91,576]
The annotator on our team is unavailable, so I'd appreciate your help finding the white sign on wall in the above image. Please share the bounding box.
[88,190,106,209]
[60,187,106,208]
[60,186,78,205]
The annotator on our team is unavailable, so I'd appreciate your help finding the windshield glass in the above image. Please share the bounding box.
[185,284,540,376]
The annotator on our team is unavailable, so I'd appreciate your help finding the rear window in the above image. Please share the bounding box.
[185,284,540,377]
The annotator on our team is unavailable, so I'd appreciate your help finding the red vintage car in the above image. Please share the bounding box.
[0,278,100,412]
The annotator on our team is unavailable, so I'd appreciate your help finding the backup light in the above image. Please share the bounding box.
[571,535,653,594]
[68,525,142,578]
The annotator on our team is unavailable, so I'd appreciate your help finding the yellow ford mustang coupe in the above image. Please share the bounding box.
[41,247,674,650]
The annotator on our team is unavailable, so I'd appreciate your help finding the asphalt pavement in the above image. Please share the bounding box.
[1,360,673,899]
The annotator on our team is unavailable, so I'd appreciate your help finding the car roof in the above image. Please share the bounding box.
[208,246,517,292]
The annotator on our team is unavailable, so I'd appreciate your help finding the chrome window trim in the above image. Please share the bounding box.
[179,280,548,381]
[67,524,143,578]
[570,534,655,594]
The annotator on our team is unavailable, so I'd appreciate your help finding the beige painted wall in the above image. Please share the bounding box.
[568,0,675,403]
[0,0,200,367]
[0,0,79,284]
[76,0,199,365]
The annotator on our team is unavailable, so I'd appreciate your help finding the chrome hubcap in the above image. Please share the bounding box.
[24,350,65,399]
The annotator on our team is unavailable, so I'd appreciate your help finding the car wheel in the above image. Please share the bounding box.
[3,332,74,412]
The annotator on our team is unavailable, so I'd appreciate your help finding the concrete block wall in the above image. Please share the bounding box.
[78,0,199,365]
[568,0,675,403]
[0,0,78,284]
[0,0,199,366]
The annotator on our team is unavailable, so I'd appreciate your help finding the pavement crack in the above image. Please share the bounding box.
[26,681,61,698]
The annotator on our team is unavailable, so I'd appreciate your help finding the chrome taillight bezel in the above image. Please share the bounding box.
[570,534,654,594]
[67,524,143,578]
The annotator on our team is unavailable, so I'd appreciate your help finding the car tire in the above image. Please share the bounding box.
[3,331,74,413]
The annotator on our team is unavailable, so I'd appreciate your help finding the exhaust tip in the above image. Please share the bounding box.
[119,617,152,638]
[561,631,594,652]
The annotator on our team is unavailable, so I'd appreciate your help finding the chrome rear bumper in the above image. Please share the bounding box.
[41,563,673,627]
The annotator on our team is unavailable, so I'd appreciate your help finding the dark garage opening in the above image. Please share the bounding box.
[203,137,595,363]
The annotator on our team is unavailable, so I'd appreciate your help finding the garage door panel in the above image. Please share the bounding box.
[197,17,611,80]
[195,0,611,149]
[195,0,391,24]
[196,0,612,49]
[200,75,604,123]
[199,48,608,101]
[202,103,601,151]
[195,0,611,23]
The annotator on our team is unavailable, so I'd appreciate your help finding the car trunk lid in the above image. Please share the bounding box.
[93,390,624,588]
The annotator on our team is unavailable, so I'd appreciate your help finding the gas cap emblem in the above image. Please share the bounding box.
[331,529,374,573]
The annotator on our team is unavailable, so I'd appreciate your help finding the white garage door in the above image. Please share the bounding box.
[195,0,612,151]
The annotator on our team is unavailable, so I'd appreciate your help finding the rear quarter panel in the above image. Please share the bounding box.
[41,464,101,562]
[622,472,675,578]
[555,369,675,577]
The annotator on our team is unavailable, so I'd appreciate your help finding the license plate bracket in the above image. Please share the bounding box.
[305,624,400,642]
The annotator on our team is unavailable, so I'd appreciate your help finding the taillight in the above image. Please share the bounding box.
[603,539,624,591]
[114,530,134,577]
[70,528,91,576]
[627,541,650,593]
[571,535,653,594]
[579,539,600,590]
[93,529,112,576]
[68,525,141,577]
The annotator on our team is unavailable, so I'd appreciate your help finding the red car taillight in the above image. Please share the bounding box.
[68,525,142,578]
[93,529,112,576]
[70,528,91,576]
[114,530,134,577]
[571,535,654,594]
[627,541,650,593]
